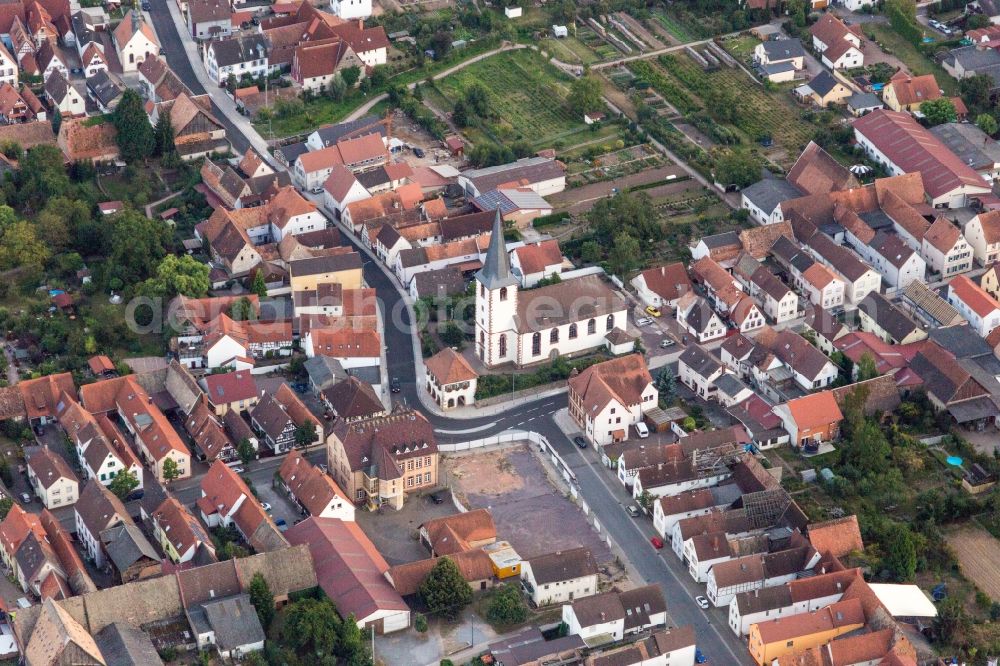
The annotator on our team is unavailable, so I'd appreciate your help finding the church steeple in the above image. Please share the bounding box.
[475,208,518,290]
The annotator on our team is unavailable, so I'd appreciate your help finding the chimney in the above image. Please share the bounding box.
[357,19,363,29]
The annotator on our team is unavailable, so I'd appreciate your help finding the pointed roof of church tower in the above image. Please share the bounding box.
[475,208,518,290]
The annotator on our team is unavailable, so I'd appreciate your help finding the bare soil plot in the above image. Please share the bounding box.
[949,527,1000,601]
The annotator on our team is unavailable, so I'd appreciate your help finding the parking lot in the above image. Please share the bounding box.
[444,444,613,563]
[355,488,458,565]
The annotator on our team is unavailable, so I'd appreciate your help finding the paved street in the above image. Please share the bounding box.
[143,7,756,660]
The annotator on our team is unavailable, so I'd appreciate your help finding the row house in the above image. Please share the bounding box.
[151,496,216,564]
[836,208,926,289]
[769,236,845,310]
[293,132,389,191]
[56,395,143,495]
[720,327,840,395]
[948,274,1000,338]
[677,345,725,402]
[676,293,727,343]
[652,485,742,538]
[670,507,754,563]
[277,450,355,521]
[561,585,667,643]
[728,568,861,636]
[797,224,881,304]
[203,34,268,85]
[876,190,972,278]
[732,254,801,324]
[250,383,319,454]
[856,292,927,345]
[964,209,1000,266]
[197,460,288,553]
[690,256,744,315]
[706,544,821,608]
[26,446,78,509]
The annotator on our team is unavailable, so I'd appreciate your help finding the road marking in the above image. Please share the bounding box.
[433,422,498,435]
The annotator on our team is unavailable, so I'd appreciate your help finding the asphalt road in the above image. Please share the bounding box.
[144,8,755,660]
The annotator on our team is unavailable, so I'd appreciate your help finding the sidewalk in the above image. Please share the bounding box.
[160,0,277,165]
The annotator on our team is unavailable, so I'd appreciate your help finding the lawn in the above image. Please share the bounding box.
[539,35,602,65]
[651,10,701,42]
[721,34,761,65]
[435,49,597,151]
[867,25,959,97]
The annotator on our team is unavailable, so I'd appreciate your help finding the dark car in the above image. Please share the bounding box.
[429,493,444,504]
[413,147,425,158]
[573,436,587,449]
[390,377,401,393]
[141,1,150,9]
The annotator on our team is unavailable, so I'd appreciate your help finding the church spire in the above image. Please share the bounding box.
[475,208,518,290]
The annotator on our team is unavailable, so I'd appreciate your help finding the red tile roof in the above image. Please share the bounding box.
[203,370,257,405]
[637,263,693,303]
[782,390,843,431]
[513,239,562,275]
[568,354,653,415]
[949,274,1000,318]
[807,515,864,558]
[18,372,75,421]
[424,348,477,385]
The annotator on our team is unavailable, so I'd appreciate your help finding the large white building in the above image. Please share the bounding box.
[474,211,629,368]
[330,0,372,19]
[567,354,657,446]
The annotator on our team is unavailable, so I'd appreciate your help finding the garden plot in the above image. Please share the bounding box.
[948,527,1000,601]
[435,49,597,151]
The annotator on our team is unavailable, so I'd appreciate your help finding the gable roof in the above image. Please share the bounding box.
[781,390,843,430]
[322,376,385,421]
[421,509,496,555]
[636,262,693,303]
[567,354,653,415]
[806,515,864,558]
[525,547,597,585]
[26,446,77,489]
[388,550,494,596]
[202,370,257,405]
[950,274,1000,318]
[424,348,477,385]
[886,71,941,107]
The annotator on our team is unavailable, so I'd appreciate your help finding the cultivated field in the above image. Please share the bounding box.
[435,49,592,150]
[949,527,1000,601]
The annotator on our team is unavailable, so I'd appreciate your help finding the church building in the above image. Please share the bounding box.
[474,211,631,368]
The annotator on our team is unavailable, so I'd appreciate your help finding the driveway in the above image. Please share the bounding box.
[355,489,457,565]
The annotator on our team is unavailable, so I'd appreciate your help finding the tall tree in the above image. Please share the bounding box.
[340,65,361,88]
[154,108,176,157]
[112,89,155,162]
[162,458,180,482]
[568,75,604,116]
[0,219,49,274]
[104,210,172,287]
[251,269,268,298]
[607,232,641,278]
[141,255,210,299]
[108,470,139,500]
[856,352,879,381]
[294,420,317,448]
[715,150,761,189]
[977,113,998,136]
[919,98,957,126]
[419,557,472,619]
[248,572,275,630]
[882,522,917,581]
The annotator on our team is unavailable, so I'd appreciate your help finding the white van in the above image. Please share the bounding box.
[635,422,649,438]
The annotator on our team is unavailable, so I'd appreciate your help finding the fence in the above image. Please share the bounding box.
[438,430,577,487]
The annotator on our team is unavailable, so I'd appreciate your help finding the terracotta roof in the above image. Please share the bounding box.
[310,327,380,358]
[424,348,477,385]
[950,274,1000,318]
[328,20,389,54]
[806,515,864,558]
[421,508,495,555]
[202,370,257,405]
[802,262,839,290]
[18,372,74,421]
[637,262,693,303]
[781,390,843,430]
[58,117,118,161]
[753,597,865,644]
[886,72,941,107]
[739,221,796,259]
[973,210,1000,245]
[113,10,157,50]
[388,550,494,595]
[152,496,212,559]
[568,354,652,416]
[854,110,986,201]
[810,13,860,49]
[278,449,350,516]
[0,504,45,562]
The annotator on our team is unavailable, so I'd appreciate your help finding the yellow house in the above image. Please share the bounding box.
[484,541,522,579]
[289,253,364,292]
[748,598,866,665]
[882,72,941,113]
[981,264,1000,300]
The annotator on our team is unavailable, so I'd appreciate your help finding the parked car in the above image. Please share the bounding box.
[636,317,653,326]
[626,505,640,517]
[390,377,401,393]
[645,305,662,318]
[261,502,271,512]
[231,467,245,474]
[695,648,708,663]
[413,147,425,158]
[660,338,675,348]
[695,596,710,610]
[429,493,445,504]
[635,422,649,439]
[19,492,30,504]
[573,436,588,449]
[141,1,150,9]
[650,536,664,549]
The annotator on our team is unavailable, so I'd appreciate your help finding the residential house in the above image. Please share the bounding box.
[806,515,865,559]
[677,345,725,402]
[26,447,78,509]
[691,256,744,315]
[292,132,389,190]
[520,547,598,607]
[567,354,657,446]
[706,545,821,608]
[846,91,883,116]
[35,40,67,82]
[183,397,238,463]
[323,164,371,215]
[770,237,846,309]
[196,459,288,553]
[753,39,804,70]
[99,521,160,583]
[203,34,267,85]
[138,55,191,103]
[964,209,1000,265]
[113,10,158,72]
[80,42,108,78]
[948,274,1000,337]
[73,480,131,569]
[322,375,386,423]
[982,262,1000,299]
[250,383,319,454]
[793,225,881,305]
[786,141,859,197]
[277,449,355,521]
[740,178,802,225]
[652,486,740,538]
[510,239,563,288]
[327,409,438,510]
[457,156,566,198]
[147,92,229,160]
[882,71,942,112]
[292,38,366,95]
[424,347,478,411]
[419,509,496,556]
[0,40,16,86]
[676,293,727,343]
[151,496,216,564]
[387,550,495,596]
[632,262,694,310]
[56,395,142,494]
[583,627,696,666]
[0,81,30,123]
[330,0,371,20]
[302,327,381,369]
[690,230,742,264]
[43,69,84,116]
[795,70,852,107]
[200,370,259,415]
[728,568,861,636]
[810,14,863,69]
[285,517,410,633]
[562,585,667,642]
[187,0,230,40]
[856,291,927,344]
[289,252,364,292]
[86,69,120,113]
[774,390,844,448]
[748,266,799,323]
[853,110,991,208]
[0,504,45,571]
[747,597,866,666]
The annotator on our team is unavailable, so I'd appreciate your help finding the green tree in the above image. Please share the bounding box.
[451,100,469,128]
[251,269,268,298]
[108,470,139,500]
[882,522,917,581]
[587,191,661,247]
[968,12,991,29]
[419,556,473,619]
[104,210,172,287]
[141,255,210,299]
[607,232,641,278]
[580,240,601,264]
[154,108,176,157]
[414,613,428,632]
[655,367,677,403]
[464,84,490,117]
[934,596,969,642]
[283,597,341,657]
[337,613,371,666]
[248,572,275,630]
[162,458,180,482]
[486,584,528,625]
[340,65,361,88]
[919,98,957,126]
[977,113,999,136]
[0,219,49,274]
[237,437,255,465]
[112,89,155,162]
[294,420,317,448]
[568,75,604,116]
[856,352,879,381]
[440,322,465,347]
[0,497,13,520]
[715,151,760,189]
[962,74,995,112]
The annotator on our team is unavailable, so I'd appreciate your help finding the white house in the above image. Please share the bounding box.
[44,71,85,117]
[73,481,129,568]
[26,447,79,510]
[947,275,1000,337]
[810,14,863,70]
[631,262,693,311]
[520,548,598,607]
[561,586,666,642]
[728,569,857,636]
[323,165,370,216]
[510,239,563,288]
[706,547,821,608]
[753,39,805,69]
[677,345,725,402]
[652,487,734,538]
[0,42,17,87]
[424,348,478,411]
[187,0,232,40]
[964,210,1000,266]
[567,354,657,446]
[113,11,160,72]
[330,0,371,19]
[203,34,268,85]
[748,267,799,323]
[676,293,727,343]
